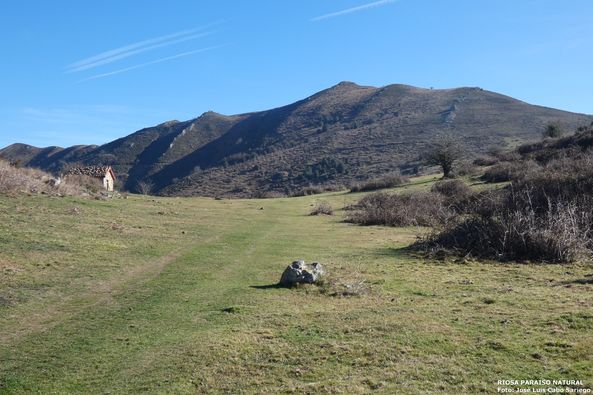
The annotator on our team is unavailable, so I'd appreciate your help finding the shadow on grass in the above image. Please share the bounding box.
[557,276,593,286]
[250,283,285,290]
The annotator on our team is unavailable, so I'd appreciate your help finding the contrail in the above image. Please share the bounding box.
[311,0,398,22]
[78,45,227,82]
[67,31,215,73]
[66,21,223,73]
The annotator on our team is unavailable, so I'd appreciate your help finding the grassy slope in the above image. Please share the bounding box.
[0,177,592,394]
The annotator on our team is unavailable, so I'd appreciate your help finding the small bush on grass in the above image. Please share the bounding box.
[450,160,480,177]
[431,179,474,212]
[481,160,540,183]
[252,190,286,199]
[290,184,344,197]
[431,179,472,198]
[347,191,451,227]
[310,201,333,216]
[349,174,409,192]
[473,155,499,166]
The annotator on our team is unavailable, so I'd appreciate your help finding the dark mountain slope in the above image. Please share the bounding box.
[0,143,46,165]
[156,83,592,196]
[0,143,98,172]
[27,145,98,172]
[1,82,591,196]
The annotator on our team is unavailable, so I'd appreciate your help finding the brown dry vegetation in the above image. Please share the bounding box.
[347,191,451,227]
[310,201,334,216]
[0,160,111,199]
[346,124,593,263]
[419,124,593,263]
[0,161,82,197]
[349,174,409,192]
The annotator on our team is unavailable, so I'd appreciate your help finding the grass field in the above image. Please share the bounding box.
[1,176,592,394]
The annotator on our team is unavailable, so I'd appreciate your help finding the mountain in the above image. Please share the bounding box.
[2,82,592,197]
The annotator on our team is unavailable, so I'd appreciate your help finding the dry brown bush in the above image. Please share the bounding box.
[417,125,593,263]
[431,179,471,198]
[481,160,540,183]
[451,160,480,177]
[473,155,499,166]
[347,191,451,227]
[0,160,85,197]
[420,190,592,263]
[310,201,334,216]
[419,153,593,262]
[290,184,344,197]
[349,174,409,192]
[251,190,286,199]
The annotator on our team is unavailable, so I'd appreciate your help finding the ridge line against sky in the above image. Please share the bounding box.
[1,0,592,148]
[311,0,398,22]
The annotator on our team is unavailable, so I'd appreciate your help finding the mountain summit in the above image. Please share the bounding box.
[1,82,591,196]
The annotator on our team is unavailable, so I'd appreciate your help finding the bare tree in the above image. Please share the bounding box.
[424,135,465,178]
[136,180,154,195]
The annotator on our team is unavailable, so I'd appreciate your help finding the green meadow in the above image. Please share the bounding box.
[1,177,592,394]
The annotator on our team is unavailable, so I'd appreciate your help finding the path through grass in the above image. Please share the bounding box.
[1,185,592,393]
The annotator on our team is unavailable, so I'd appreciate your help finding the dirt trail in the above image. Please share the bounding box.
[0,249,182,347]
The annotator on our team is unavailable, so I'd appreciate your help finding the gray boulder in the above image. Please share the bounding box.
[280,260,325,287]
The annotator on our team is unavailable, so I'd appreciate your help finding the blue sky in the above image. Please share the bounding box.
[1,0,592,148]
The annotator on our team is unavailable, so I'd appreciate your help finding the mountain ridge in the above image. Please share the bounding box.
[2,82,592,196]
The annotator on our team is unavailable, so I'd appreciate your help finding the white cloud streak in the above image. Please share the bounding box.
[311,0,398,22]
[78,45,227,82]
[66,21,223,73]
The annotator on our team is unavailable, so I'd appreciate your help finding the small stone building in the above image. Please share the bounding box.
[65,166,116,191]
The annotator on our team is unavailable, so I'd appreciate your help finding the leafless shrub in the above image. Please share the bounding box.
[347,191,451,227]
[136,180,154,195]
[291,186,325,196]
[481,160,540,183]
[290,184,344,197]
[473,155,499,166]
[418,161,593,263]
[416,128,593,263]
[310,201,334,216]
[431,179,472,198]
[349,174,409,192]
[252,190,286,199]
[450,160,480,177]
[419,191,592,263]
[494,150,521,162]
